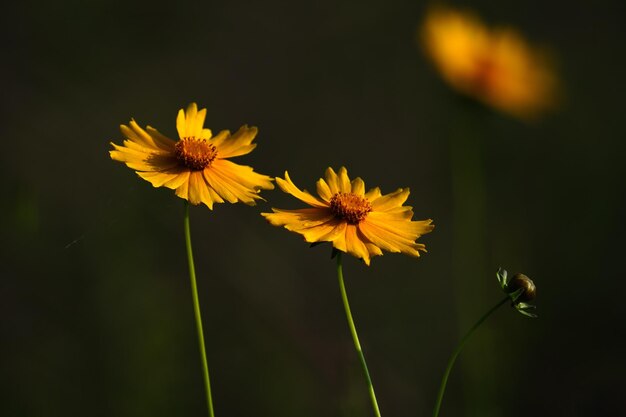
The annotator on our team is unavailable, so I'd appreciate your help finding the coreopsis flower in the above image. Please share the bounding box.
[420,5,557,120]
[262,167,434,265]
[110,103,274,208]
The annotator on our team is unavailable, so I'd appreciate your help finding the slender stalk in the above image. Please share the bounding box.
[183,201,215,417]
[336,252,381,417]
[432,295,510,417]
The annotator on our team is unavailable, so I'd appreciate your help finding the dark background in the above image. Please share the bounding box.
[2,0,625,416]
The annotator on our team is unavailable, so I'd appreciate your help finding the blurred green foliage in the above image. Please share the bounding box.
[2,0,625,416]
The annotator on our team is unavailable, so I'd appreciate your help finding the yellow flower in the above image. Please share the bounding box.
[262,167,434,265]
[110,103,274,209]
[420,6,557,120]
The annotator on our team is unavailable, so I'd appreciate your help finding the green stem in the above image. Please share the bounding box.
[432,295,509,417]
[183,202,215,417]
[336,252,382,417]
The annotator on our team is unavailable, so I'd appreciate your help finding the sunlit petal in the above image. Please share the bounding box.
[324,167,340,194]
[370,188,410,211]
[110,103,272,209]
[364,187,382,202]
[216,125,259,158]
[345,225,371,265]
[316,178,333,202]
[337,167,351,193]
[351,177,366,196]
[262,167,433,265]
[275,172,328,208]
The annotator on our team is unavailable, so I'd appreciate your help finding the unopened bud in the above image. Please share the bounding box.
[509,273,536,302]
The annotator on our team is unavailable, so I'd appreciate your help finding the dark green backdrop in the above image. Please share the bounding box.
[2,0,625,416]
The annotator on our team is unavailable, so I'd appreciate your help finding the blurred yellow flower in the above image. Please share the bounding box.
[110,103,274,209]
[420,5,557,120]
[262,167,434,265]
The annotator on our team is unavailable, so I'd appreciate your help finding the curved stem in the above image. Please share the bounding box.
[183,202,215,417]
[336,252,382,417]
[432,295,509,417]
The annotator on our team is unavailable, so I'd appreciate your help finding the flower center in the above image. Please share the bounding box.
[329,192,372,224]
[174,137,218,170]
[473,55,499,93]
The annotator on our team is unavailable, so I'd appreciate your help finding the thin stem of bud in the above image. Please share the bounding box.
[432,295,509,417]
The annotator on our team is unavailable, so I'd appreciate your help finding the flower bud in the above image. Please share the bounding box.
[508,273,536,302]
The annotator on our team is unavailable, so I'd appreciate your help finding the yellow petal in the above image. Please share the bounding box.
[410,219,436,236]
[329,221,348,252]
[351,177,366,196]
[207,129,230,148]
[361,215,433,258]
[203,168,240,203]
[297,223,338,242]
[364,242,384,257]
[176,108,187,138]
[206,186,224,208]
[382,206,415,220]
[119,120,168,151]
[276,172,327,208]
[300,219,346,243]
[367,212,434,239]
[110,144,147,164]
[163,170,190,190]
[262,209,347,245]
[337,167,351,193]
[137,171,180,187]
[345,225,371,265]
[174,176,190,201]
[109,144,178,172]
[364,187,382,201]
[120,138,170,155]
[205,161,274,205]
[324,167,340,194]
[365,216,423,244]
[187,171,208,205]
[176,103,209,139]
[214,159,274,190]
[200,128,212,140]
[358,221,404,253]
[316,178,333,202]
[216,126,258,158]
[173,170,221,209]
[370,188,410,211]
[195,171,217,209]
[145,126,177,150]
[193,108,207,138]
[262,208,334,228]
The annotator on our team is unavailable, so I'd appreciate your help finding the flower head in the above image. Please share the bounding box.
[420,6,557,120]
[497,268,537,318]
[110,103,274,208]
[262,167,434,265]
